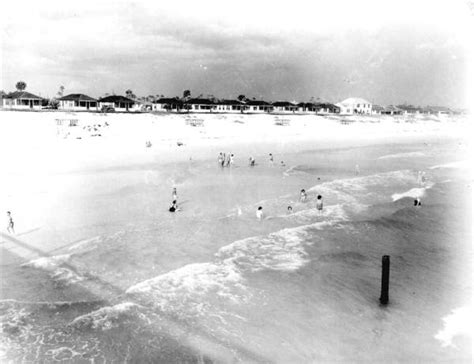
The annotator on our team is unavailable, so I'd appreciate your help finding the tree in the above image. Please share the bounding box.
[57,85,65,98]
[16,81,27,92]
[125,89,136,99]
[237,94,246,102]
[183,90,191,99]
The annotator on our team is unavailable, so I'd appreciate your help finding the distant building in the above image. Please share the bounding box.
[98,95,135,112]
[272,101,298,113]
[371,104,384,114]
[396,104,423,115]
[423,106,453,116]
[152,98,184,112]
[215,99,246,113]
[336,97,372,115]
[59,94,98,111]
[314,102,340,114]
[245,100,273,113]
[184,98,217,112]
[1,91,43,110]
[297,102,318,113]
[381,105,403,115]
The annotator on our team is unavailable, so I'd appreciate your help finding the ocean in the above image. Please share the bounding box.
[1,136,471,362]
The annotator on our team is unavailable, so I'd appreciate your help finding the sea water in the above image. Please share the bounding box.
[1,137,471,362]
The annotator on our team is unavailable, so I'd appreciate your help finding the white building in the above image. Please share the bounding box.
[59,94,98,111]
[1,91,43,110]
[336,97,372,115]
[98,95,136,112]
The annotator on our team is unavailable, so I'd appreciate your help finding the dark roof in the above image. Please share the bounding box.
[154,98,183,104]
[272,101,296,107]
[218,99,244,105]
[383,105,403,112]
[246,100,271,106]
[396,104,422,112]
[98,95,134,103]
[6,91,43,100]
[185,98,215,105]
[297,102,316,107]
[315,102,339,109]
[59,94,97,102]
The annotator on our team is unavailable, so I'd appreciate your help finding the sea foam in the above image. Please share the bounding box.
[435,306,472,348]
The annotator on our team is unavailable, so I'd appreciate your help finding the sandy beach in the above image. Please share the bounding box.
[0,110,472,362]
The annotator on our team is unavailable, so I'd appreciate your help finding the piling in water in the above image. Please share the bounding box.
[379,255,390,305]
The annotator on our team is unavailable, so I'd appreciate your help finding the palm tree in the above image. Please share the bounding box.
[57,85,65,98]
[125,89,136,99]
[15,81,27,92]
[183,90,191,100]
[237,94,246,102]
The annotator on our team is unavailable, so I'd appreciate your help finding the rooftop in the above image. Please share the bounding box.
[59,93,97,102]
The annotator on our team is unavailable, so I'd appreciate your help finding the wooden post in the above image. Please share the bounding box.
[379,255,390,305]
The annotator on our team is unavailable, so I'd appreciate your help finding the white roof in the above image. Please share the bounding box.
[339,97,372,106]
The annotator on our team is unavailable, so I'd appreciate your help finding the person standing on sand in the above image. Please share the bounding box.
[249,157,255,167]
[6,211,14,234]
[218,153,224,167]
[287,206,293,214]
[256,206,263,220]
[414,197,422,207]
[316,195,323,214]
[269,153,274,165]
[172,187,178,201]
[230,154,235,166]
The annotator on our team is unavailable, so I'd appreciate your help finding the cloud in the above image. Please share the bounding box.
[0,0,471,107]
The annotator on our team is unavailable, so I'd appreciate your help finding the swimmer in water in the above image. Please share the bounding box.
[414,197,421,207]
[256,206,263,219]
[316,195,323,214]
[300,189,307,202]
[169,200,180,212]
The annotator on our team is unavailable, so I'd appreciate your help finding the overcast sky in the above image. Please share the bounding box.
[1,0,472,107]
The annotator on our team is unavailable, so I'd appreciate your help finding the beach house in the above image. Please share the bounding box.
[245,100,273,113]
[59,94,98,111]
[1,91,43,110]
[336,97,372,115]
[214,99,246,113]
[314,102,340,114]
[152,98,184,112]
[184,98,217,113]
[381,105,403,115]
[98,95,135,112]
[272,101,298,114]
[297,102,318,113]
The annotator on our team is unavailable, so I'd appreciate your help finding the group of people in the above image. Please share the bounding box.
[218,152,234,167]
[256,191,324,220]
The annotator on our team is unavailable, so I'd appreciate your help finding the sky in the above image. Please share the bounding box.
[1,0,472,108]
